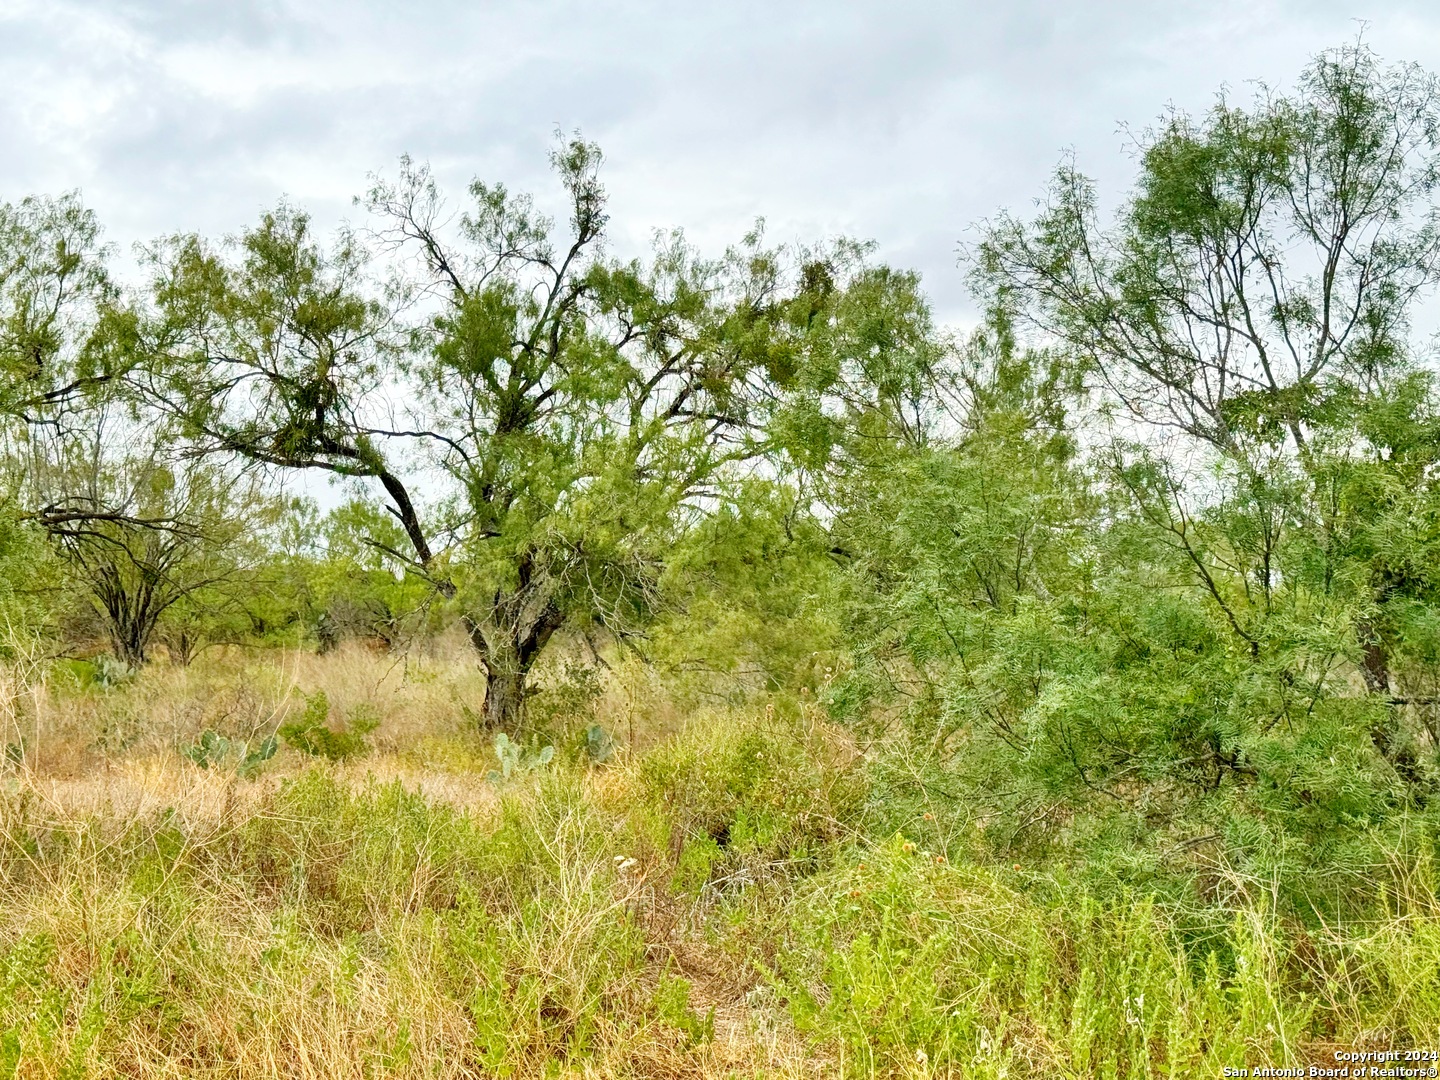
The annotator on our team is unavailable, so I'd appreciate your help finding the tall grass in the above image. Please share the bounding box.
[0,647,1436,1076]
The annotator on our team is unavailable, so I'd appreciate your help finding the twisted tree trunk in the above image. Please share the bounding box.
[465,566,568,731]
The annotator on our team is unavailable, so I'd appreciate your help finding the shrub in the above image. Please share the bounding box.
[181,729,277,777]
[278,691,378,761]
[632,706,865,895]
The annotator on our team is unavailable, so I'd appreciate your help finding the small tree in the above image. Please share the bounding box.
[23,410,260,668]
[0,191,183,665]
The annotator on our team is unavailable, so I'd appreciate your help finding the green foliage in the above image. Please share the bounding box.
[975,43,1440,455]
[181,730,277,778]
[0,509,59,646]
[583,722,614,763]
[525,657,604,743]
[651,479,843,703]
[277,691,379,761]
[9,47,1440,1072]
[486,732,555,785]
[780,43,1440,925]
[652,969,715,1046]
[633,710,865,896]
[0,193,127,425]
[26,419,271,667]
[142,137,946,730]
[827,331,1440,914]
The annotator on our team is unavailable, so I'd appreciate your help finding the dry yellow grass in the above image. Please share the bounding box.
[0,645,833,1078]
[3,646,1440,1077]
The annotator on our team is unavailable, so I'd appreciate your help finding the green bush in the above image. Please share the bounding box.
[182,730,277,778]
[633,708,865,895]
[278,691,378,761]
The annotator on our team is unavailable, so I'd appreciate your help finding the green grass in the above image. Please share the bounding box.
[1,653,1438,1076]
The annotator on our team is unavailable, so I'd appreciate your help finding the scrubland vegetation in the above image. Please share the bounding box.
[6,40,1440,1076]
[5,645,1440,1078]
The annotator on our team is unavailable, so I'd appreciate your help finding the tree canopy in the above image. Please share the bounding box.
[6,42,1440,915]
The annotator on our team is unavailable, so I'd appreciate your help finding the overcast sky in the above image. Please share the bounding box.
[2,0,1439,325]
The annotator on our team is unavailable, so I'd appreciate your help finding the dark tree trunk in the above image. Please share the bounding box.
[482,664,528,730]
[1359,629,1390,698]
[165,626,198,666]
[107,622,148,670]
[466,580,567,733]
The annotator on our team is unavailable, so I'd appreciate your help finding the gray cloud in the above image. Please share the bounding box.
[2,0,1438,321]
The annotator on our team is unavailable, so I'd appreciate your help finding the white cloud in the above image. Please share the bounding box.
[1,0,1437,323]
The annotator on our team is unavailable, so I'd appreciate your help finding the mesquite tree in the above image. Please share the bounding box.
[0,192,215,658]
[146,138,848,729]
[21,410,259,668]
[0,193,134,427]
[977,44,1440,454]
[975,43,1440,790]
